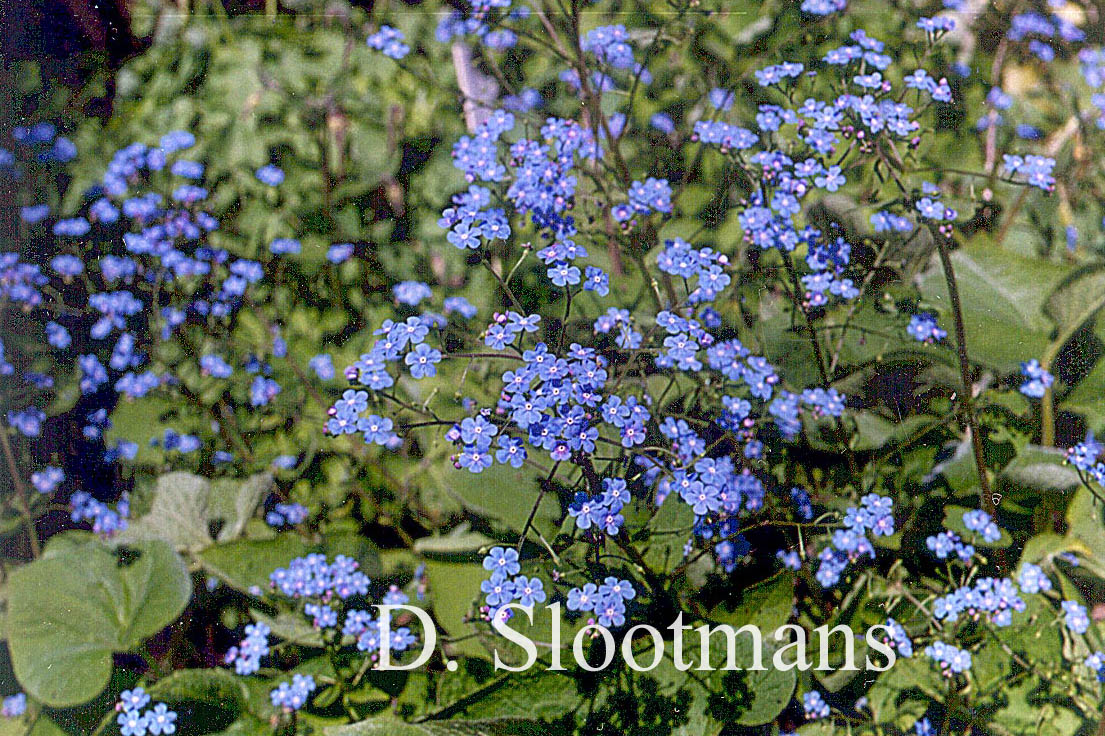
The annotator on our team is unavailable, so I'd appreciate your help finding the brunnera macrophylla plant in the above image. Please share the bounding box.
[4,0,1105,735]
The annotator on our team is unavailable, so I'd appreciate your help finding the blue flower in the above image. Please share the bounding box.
[495,435,526,467]
[119,688,152,712]
[359,415,395,446]
[270,238,301,255]
[599,576,636,601]
[803,690,830,719]
[708,87,734,111]
[327,242,354,263]
[567,583,598,611]
[368,26,410,59]
[1062,600,1090,634]
[512,576,546,606]
[907,313,947,343]
[1,693,26,717]
[250,376,281,407]
[1018,359,1054,398]
[459,415,497,446]
[483,547,521,577]
[548,262,581,287]
[270,673,317,711]
[583,266,610,296]
[458,445,493,472]
[595,596,627,627]
[1017,563,1052,594]
[146,704,177,735]
[30,466,64,494]
[814,165,845,191]
[117,710,148,736]
[444,296,477,319]
[44,321,70,349]
[20,204,49,223]
[962,509,1001,543]
[53,217,90,237]
[481,576,515,607]
[256,164,285,185]
[650,112,675,133]
[393,280,433,306]
[405,344,442,378]
[925,641,972,675]
[309,354,335,380]
[170,159,204,179]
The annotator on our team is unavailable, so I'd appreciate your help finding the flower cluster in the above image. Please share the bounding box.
[0,694,25,718]
[261,554,421,681]
[223,622,271,676]
[270,674,317,712]
[816,494,894,586]
[933,577,1026,627]
[907,313,946,343]
[1018,359,1054,398]
[924,641,972,676]
[803,690,830,720]
[568,478,629,537]
[0,125,314,538]
[115,688,177,736]
[565,576,636,628]
[1067,434,1105,485]
[925,509,1001,561]
[479,546,548,623]
[882,618,914,657]
[367,26,409,60]
[269,553,370,600]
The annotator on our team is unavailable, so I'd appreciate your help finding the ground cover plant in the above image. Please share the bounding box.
[3,0,1105,733]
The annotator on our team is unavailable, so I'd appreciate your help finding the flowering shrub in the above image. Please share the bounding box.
[4,0,1105,734]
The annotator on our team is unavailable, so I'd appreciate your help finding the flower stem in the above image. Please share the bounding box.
[935,237,996,516]
[0,424,40,558]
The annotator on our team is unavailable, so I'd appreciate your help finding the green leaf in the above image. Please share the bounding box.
[708,574,795,633]
[210,473,275,543]
[116,471,272,552]
[442,669,580,722]
[423,561,488,659]
[642,493,694,574]
[1065,487,1105,569]
[251,609,326,647]
[649,635,796,730]
[1000,445,1081,494]
[917,239,1071,371]
[1043,263,1105,335]
[210,714,273,736]
[867,655,944,730]
[431,465,559,537]
[324,717,547,735]
[116,472,213,552]
[995,594,1062,665]
[148,667,249,711]
[1062,357,1105,431]
[990,678,1082,736]
[7,537,191,707]
[849,411,937,451]
[198,535,312,594]
[413,524,495,559]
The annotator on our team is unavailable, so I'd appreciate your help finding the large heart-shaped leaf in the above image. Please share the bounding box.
[116,471,273,553]
[7,536,191,707]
